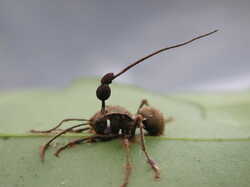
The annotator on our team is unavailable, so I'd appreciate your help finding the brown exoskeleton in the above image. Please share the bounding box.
[31,30,218,187]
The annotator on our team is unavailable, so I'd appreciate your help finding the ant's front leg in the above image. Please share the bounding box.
[54,134,119,157]
[39,123,90,161]
[30,118,89,133]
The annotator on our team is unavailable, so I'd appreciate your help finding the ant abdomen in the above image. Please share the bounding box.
[138,102,165,136]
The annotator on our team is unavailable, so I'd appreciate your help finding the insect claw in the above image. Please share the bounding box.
[54,152,60,157]
[39,145,46,162]
[148,159,160,179]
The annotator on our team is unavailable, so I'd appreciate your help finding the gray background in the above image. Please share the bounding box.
[0,0,249,93]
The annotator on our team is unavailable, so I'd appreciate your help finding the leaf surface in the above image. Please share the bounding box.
[0,79,250,187]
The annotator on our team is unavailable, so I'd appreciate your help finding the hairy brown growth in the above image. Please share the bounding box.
[32,100,170,186]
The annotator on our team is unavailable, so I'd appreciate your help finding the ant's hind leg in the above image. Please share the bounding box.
[120,138,132,187]
[137,99,173,125]
[136,115,160,179]
[137,99,149,113]
[30,118,89,133]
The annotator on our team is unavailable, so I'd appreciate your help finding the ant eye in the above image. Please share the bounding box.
[101,73,114,84]
[96,84,111,101]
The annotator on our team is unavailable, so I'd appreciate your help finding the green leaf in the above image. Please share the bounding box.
[1,79,250,187]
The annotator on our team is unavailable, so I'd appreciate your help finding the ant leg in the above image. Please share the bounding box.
[136,115,160,179]
[54,136,94,157]
[39,123,89,161]
[70,127,91,133]
[121,138,132,187]
[137,99,173,125]
[54,134,118,157]
[137,99,149,113]
[30,118,89,133]
[33,127,90,134]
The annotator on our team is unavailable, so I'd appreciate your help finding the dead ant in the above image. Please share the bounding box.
[31,30,218,187]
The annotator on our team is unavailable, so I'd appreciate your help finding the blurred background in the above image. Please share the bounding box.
[0,0,249,93]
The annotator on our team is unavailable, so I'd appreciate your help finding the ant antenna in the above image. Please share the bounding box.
[96,29,218,113]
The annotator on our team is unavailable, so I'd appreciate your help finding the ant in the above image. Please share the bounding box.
[31,30,218,187]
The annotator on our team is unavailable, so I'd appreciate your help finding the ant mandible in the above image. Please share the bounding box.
[31,30,218,187]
